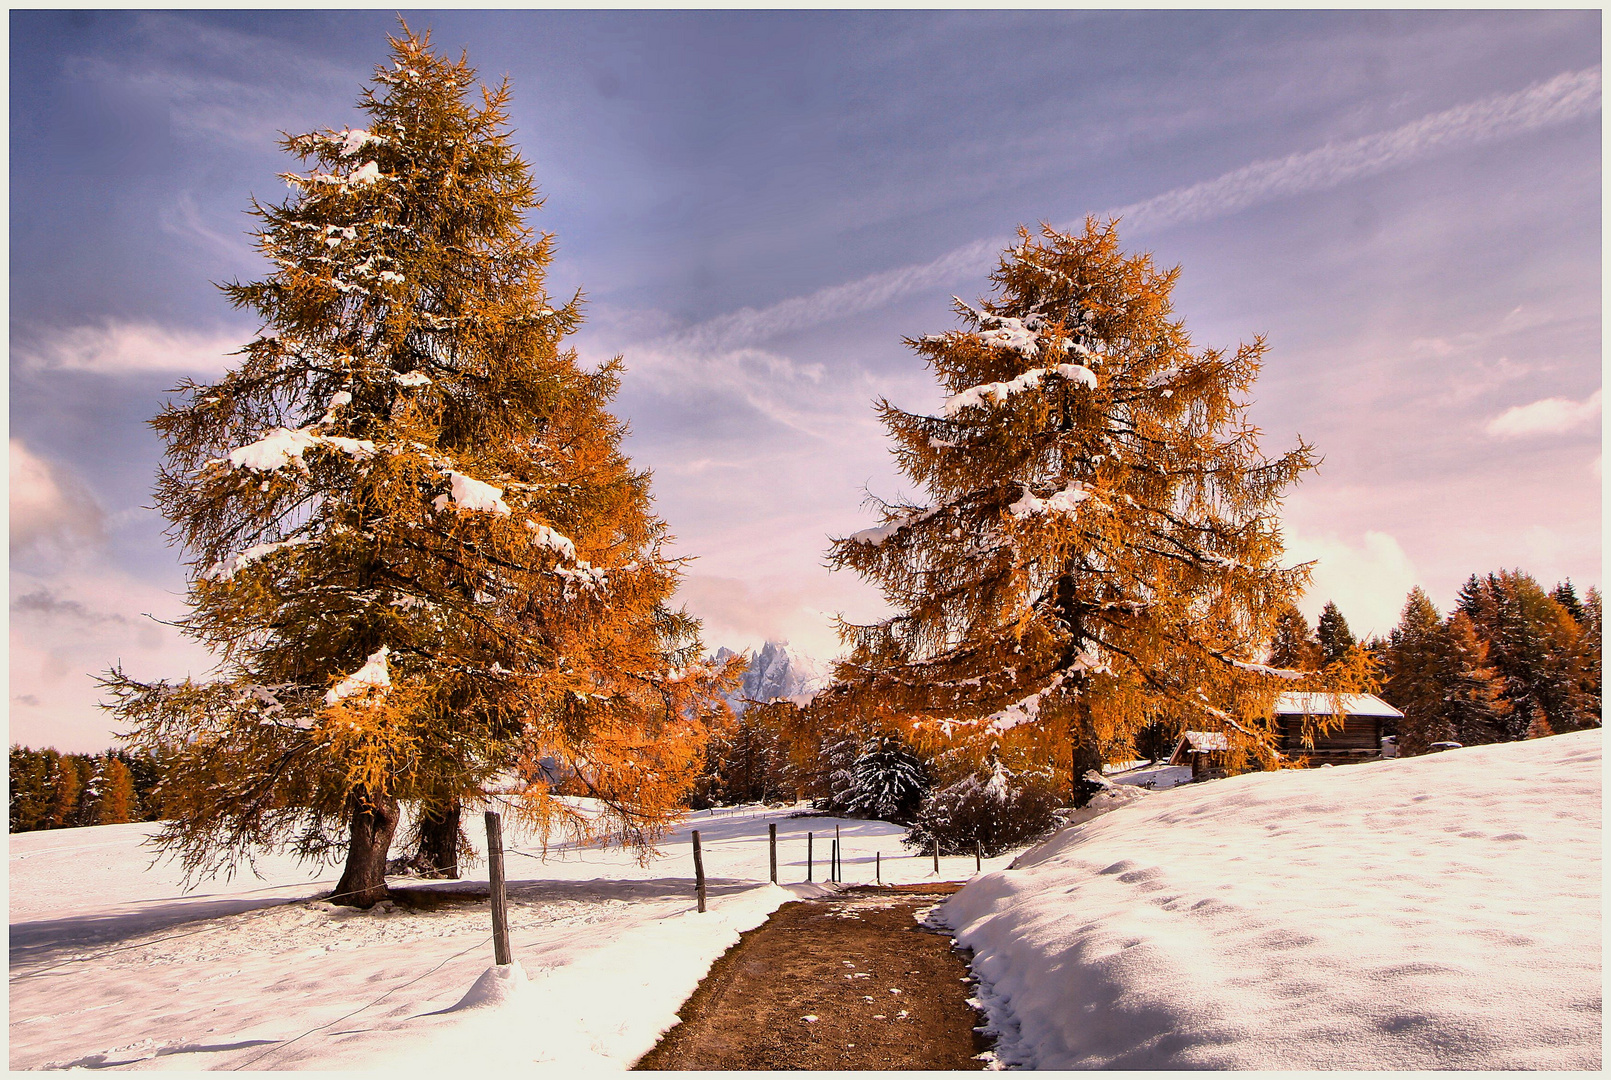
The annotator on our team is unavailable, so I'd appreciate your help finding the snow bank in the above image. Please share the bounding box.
[941,730,1602,1070]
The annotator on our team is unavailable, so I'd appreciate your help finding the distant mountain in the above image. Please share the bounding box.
[711,640,830,712]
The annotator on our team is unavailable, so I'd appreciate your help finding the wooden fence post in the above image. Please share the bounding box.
[769,823,778,884]
[932,836,940,875]
[807,832,813,882]
[975,839,982,873]
[484,810,512,966]
[831,838,839,884]
[834,824,841,882]
[692,829,707,913]
[876,850,881,885]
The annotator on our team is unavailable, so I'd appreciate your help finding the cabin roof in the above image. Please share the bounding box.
[1274,692,1404,719]
[1178,730,1229,752]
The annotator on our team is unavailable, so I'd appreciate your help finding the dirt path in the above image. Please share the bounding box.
[635,884,988,1071]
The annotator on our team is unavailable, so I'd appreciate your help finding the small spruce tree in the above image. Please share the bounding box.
[1315,601,1358,667]
[1267,604,1322,670]
[840,735,930,823]
[1382,588,1456,753]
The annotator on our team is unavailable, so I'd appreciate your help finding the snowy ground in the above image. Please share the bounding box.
[9,802,1009,1070]
[942,730,1603,1070]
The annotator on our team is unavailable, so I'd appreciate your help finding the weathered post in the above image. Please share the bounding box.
[831,838,839,884]
[932,836,940,875]
[876,850,881,885]
[975,840,982,873]
[484,810,512,965]
[807,832,814,882]
[692,829,707,913]
[835,823,842,881]
[769,822,778,884]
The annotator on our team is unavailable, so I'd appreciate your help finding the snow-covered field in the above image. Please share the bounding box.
[9,802,1005,1070]
[943,730,1603,1070]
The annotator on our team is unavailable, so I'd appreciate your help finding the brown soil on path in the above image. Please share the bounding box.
[634,884,989,1071]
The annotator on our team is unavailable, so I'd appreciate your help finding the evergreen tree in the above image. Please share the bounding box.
[1578,587,1601,723]
[1457,570,1595,739]
[1381,588,1456,753]
[101,25,730,905]
[906,752,1062,857]
[78,757,108,826]
[9,747,53,833]
[1267,604,1321,670]
[821,220,1319,802]
[46,752,81,829]
[1439,611,1509,747]
[840,735,930,823]
[95,757,138,826]
[1552,580,1586,624]
[1315,601,1357,667]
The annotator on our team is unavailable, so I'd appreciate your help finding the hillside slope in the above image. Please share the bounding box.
[942,730,1601,1070]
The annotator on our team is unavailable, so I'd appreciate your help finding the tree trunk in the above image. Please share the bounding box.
[332,787,400,908]
[1054,570,1106,808]
[414,801,462,878]
[1069,695,1106,808]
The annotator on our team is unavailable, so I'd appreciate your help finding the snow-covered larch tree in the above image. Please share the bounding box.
[102,25,732,906]
[820,219,1326,801]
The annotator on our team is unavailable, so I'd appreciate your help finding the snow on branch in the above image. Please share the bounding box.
[980,672,1069,734]
[848,505,944,547]
[433,470,511,515]
[941,363,1097,418]
[526,520,577,560]
[1009,481,1094,519]
[307,160,387,189]
[555,562,609,593]
[1229,659,1308,681]
[204,538,311,582]
[334,128,389,157]
[325,646,392,705]
[223,426,376,473]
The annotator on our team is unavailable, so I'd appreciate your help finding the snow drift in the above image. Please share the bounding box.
[941,730,1601,1070]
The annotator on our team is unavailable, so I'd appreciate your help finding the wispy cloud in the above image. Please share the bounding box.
[1110,66,1600,233]
[12,589,132,627]
[1486,388,1602,437]
[14,321,247,376]
[158,191,257,268]
[65,13,363,152]
[657,67,1601,358]
[10,440,106,554]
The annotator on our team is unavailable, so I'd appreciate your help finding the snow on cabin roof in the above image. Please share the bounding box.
[1274,692,1405,719]
[1178,730,1229,752]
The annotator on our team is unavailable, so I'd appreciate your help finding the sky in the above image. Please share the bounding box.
[10,10,1602,751]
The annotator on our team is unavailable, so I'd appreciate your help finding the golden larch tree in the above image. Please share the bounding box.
[102,25,732,905]
[821,219,1323,801]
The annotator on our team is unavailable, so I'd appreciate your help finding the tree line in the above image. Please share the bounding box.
[9,747,164,832]
[1270,577,1600,754]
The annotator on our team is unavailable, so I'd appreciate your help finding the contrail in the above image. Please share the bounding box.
[664,67,1600,356]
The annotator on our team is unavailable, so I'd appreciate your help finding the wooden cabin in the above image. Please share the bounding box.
[1272,692,1403,764]
[1168,730,1230,781]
